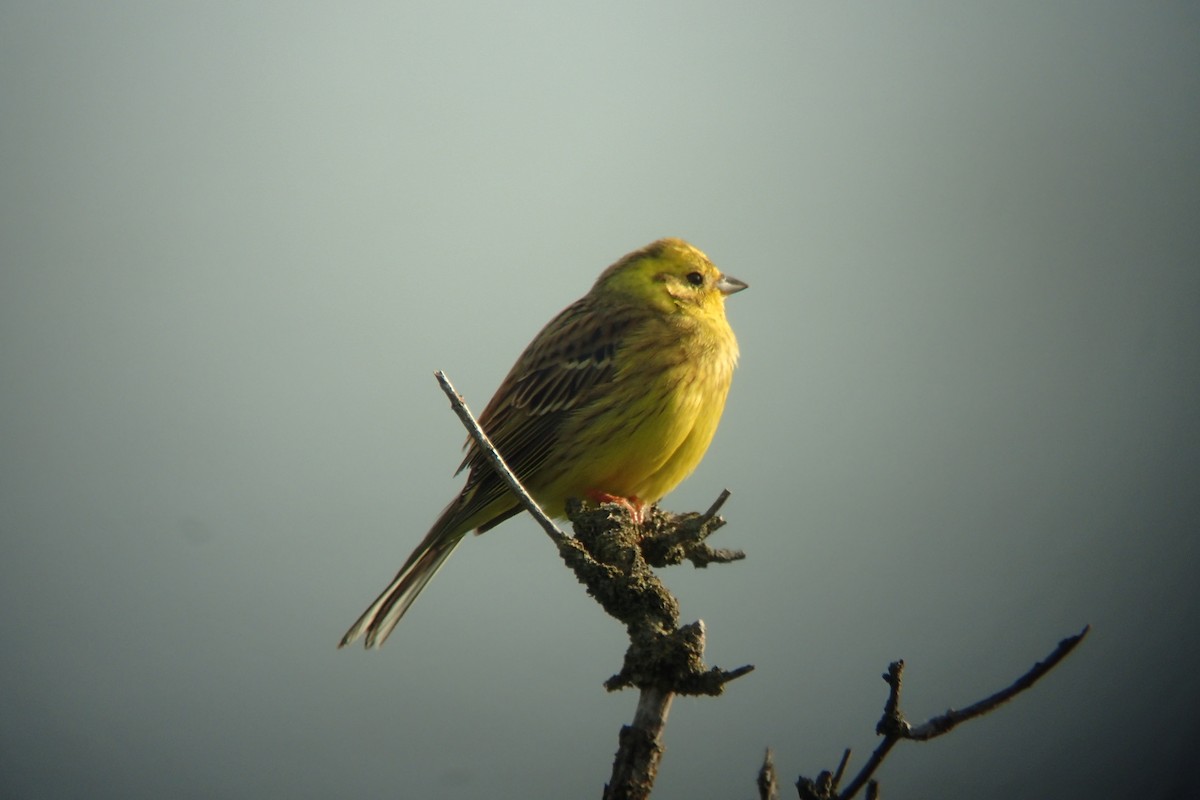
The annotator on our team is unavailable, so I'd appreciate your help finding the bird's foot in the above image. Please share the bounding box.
[586,491,647,525]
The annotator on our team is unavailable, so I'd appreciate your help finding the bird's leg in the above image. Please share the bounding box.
[586,490,646,525]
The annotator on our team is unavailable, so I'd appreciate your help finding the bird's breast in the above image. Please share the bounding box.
[541,313,737,507]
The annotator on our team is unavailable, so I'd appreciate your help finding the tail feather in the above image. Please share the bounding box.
[339,531,465,649]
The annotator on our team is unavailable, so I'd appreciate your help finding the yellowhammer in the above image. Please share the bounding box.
[340,238,746,648]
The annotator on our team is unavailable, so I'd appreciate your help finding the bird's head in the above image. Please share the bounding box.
[593,238,747,316]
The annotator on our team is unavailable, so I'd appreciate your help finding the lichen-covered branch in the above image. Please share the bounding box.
[434,371,751,800]
[568,501,753,800]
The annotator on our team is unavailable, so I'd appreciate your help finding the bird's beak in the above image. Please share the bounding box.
[716,274,748,296]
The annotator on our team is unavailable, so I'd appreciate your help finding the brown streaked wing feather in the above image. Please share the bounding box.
[446,297,644,528]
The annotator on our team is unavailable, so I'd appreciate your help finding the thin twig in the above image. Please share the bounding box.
[907,624,1092,740]
[758,748,779,800]
[699,488,732,523]
[433,370,565,543]
[835,730,898,800]
[830,749,852,791]
[832,625,1091,799]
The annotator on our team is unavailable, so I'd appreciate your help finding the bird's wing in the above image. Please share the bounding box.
[448,297,642,527]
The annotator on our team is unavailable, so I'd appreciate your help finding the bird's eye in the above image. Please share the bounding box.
[686,271,704,287]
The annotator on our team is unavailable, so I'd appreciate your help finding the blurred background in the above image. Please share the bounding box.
[2,2,1197,798]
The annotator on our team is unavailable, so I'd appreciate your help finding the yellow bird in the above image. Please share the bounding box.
[340,238,746,648]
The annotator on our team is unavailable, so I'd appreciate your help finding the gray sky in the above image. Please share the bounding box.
[2,2,1198,798]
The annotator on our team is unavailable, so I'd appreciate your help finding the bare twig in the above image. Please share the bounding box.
[700,487,732,521]
[433,370,565,543]
[758,748,779,800]
[830,749,852,791]
[795,625,1091,800]
[906,624,1092,740]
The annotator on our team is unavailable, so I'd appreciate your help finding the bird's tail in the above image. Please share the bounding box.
[338,524,466,649]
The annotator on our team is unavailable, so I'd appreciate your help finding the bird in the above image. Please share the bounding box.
[339,237,746,648]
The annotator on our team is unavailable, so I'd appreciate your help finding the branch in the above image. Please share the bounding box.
[905,624,1091,740]
[433,371,751,800]
[795,625,1091,800]
[433,370,565,543]
[758,749,779,800]
[637,489,746,568]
